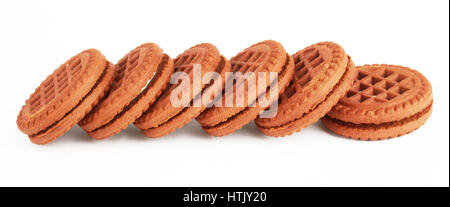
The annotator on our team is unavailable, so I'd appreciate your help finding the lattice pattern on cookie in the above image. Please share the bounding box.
[345,66,413,104]
[281,47,324,100]
[230,51,267,74]
[29,56,83,114]
[173,52,201,72]
[113,48,142,89]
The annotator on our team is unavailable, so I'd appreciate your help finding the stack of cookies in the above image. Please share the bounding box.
[16,40,433,145]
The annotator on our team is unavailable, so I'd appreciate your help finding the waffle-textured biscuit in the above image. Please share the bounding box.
[321,64,433,140]
[17,49,115,144]
[135,43,231,137]
[255,42,357,137]
[196,40,295,136]
[79,43,174,139]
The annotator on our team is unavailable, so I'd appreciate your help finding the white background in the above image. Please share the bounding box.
[0,0,448,187]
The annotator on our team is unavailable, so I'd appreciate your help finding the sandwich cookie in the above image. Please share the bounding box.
[255,42,357,136]
[78,43,174,139]
[321,64,433,140]
[17,49,115,144]
[196,40,295,136]
[134,43,231,137]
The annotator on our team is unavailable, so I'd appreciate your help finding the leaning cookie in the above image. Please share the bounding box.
[78,43,174,139]
[134,43,231,138]
[321,64,433,140]
[196,40,295,136]
[255,42,357,137]
[17,49,115,144]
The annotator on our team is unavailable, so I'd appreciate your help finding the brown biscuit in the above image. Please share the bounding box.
[255,42,356,137]
[196,40,295,136]
[17,49,114,144]
[201,55,294,136]
[78,43,174,139]
[135,43,230,137]
[321,64,433,140]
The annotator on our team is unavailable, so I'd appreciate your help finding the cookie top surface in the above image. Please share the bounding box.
[160,43,221,100]
[327,64,433,124]
[29,61,116,144]
[17,49,107,135]
[196,40,287,127]
[134,43,222,129]
[255,42,348,127]
[78,43,164,131]
[225,40,287,103]
[230,40,285,74]
[167,43,221,97]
